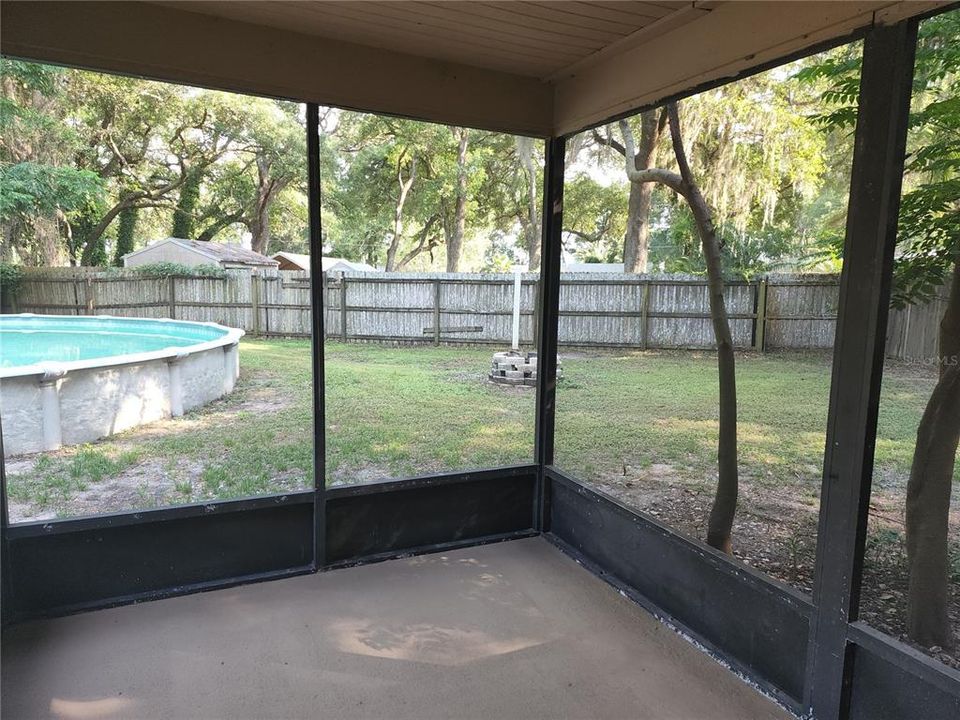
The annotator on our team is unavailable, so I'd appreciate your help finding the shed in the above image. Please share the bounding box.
[123,238,280,270]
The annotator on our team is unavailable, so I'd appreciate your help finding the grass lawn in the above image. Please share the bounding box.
[5,337,958,661]
[5,339,944,521]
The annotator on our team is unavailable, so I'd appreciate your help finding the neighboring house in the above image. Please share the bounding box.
[271,252,377,273]
[561,262,626,273]
[123,238,280,271]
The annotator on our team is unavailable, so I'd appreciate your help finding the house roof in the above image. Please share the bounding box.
[323,257,377,273]
[1,2,941,137]
[273,252,311,270]
[272,252,377,273]
[125,238,279,266]
[562,263,626,273]
[182,239,279,266]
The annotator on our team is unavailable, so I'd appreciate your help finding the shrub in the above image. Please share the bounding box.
[0,262,23,308]
[131,262,226,279]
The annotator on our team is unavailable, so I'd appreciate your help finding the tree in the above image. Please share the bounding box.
[803,11,960,649]
[590,66,828,275]
[0,60,105,265]
[445,127,470,272]
[329,114,490,271]
[175,98,306,255]
[594,110,667,272]
[64,71,210,265]
[171,168,201,239]
[516,136,542,270]
[619,104,740,552]
[561,175,627,262]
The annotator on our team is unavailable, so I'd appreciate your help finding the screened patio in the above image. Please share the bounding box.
[1,2,958,719]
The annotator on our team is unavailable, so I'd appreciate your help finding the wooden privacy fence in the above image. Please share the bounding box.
[9,269,946,361]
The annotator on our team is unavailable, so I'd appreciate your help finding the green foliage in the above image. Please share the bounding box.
[0,162,104,254]
[1,60,309,266]
[801,12,960,307]
[131,262,225,279]
[171,171,201,239]
[566,46,854,273]
[0,261,23,306]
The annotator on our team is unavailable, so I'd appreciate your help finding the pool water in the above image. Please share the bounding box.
[0,316,229,368]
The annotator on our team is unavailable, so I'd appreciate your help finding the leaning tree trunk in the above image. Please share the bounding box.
[386,156,416,272]
[667,103,739,553]
[906,257,960,649]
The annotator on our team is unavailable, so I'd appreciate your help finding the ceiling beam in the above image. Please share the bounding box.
[0,1,554,137]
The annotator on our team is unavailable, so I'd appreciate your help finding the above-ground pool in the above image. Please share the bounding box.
[0,315,244,457]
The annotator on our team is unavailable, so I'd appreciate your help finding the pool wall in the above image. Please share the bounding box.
[1,316,242,457]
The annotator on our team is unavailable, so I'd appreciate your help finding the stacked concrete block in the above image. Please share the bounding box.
[488,350,561,386]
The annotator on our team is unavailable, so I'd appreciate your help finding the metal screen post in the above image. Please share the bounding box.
[534,136,566,531]
[306,103,326,568]
[805,21,917,720]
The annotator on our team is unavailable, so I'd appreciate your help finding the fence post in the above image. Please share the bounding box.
[168,276,177,319]
[250,272,262,335]
[320,271,328,339]
[640,281,650,350]
[433,278,441,345]
[754,278,768,352]
[84,276,96,315]
[72,278,81,315]
[340,272,348,341]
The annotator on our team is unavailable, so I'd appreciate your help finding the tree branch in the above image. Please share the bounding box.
[592,127,626,157]
[618,119,686,196]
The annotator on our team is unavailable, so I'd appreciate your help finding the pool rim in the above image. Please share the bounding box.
[0,313,245,379]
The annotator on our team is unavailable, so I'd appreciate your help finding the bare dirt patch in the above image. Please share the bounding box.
[6,458,202,523]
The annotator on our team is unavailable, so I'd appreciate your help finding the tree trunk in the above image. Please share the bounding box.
[445,128,470,272]
[386,155,416,272]
[623,110,663,274]
[171,169,201,239]
[113,204,137,266]
[667,103,739,553]
[248,156,291,256]
[517,136,541,270]
[624,182,653,273]
[906,257,960,649]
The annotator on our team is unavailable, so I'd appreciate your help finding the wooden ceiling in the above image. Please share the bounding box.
[155,1,703,80]
[1,2,946,136]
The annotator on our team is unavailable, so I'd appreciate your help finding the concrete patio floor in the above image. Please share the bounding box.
[1,537,793,719]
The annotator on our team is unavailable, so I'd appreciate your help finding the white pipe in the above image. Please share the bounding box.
[512,267,522,351]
